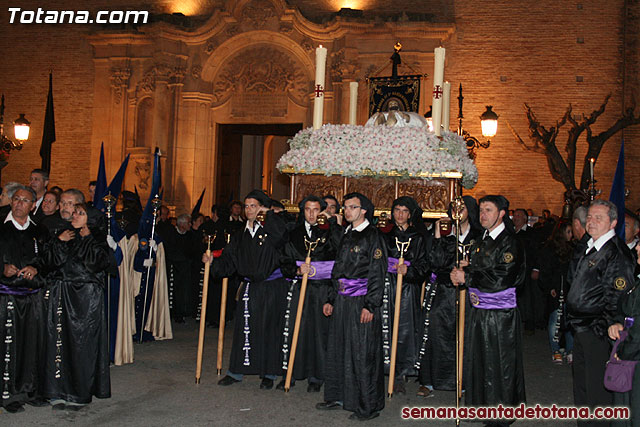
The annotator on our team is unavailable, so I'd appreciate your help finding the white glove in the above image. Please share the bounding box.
[106,235,117,250]
[149,239,158,251]
[143,258,153,268]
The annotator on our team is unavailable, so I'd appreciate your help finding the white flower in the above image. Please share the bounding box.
[276,124,478,189]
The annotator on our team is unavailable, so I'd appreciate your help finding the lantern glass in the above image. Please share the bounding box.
[479,106,498,138]
[14,114,31,141]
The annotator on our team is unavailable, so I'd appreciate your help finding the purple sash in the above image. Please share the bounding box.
[468,287,516,310]
[295,260,334,280]
[387,257,411,273]
[625,317,635,329]
[245,269,284,283]
[0,283,39,296]
[338,278,368,297]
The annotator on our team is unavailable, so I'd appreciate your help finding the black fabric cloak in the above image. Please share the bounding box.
[419,227,480,390]
[279,221,341,383]
[324,223,387,417]
[463,227,526,407]
[567,236,635,338]
[42,231,111,404]
[163,227,197,319]
[381,224,428,380]
[211,211,288,377]
[612,279,640,426]
[0,220,48,407]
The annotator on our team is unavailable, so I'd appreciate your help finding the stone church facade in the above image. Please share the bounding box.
[0,0,638,214]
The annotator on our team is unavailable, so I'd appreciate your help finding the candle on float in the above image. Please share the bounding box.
[442,81,451,131]
[432,46,446,136]
[589,158,595,182]
[349,81,358,125]
[313,45,328,130]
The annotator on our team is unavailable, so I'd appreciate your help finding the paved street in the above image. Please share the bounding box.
[7,320,577,426]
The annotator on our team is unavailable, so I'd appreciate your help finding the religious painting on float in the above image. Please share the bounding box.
[368,75,422,116]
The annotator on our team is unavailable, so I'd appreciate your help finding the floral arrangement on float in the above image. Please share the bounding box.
[277,123,478,189]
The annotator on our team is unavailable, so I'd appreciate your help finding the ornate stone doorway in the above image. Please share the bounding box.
[216,123,302,206]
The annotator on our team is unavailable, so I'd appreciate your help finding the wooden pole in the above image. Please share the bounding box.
[284,256,311,391]
[216,277,229,375]
[387,256,404,398]
[195,238,212,384]
[419,281,426,307]
[458,289,466,400]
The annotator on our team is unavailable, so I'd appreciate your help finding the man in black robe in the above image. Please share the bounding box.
[418,195,481,396]
[451,195,526,424]
[380,196,428,394]
[278,195,341,392]
[567,200,635,425]
[205,190,288,389]
[164,213,196,323]
[0,185,48,413]
[317,192,387,421]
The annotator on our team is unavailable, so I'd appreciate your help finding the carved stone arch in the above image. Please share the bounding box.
[227,0,286,21]
[201,30,315,90]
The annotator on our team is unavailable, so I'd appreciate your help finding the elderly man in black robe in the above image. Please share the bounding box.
[567,200,634,425]
[380,196,429,395]
[418,195,482,397]
[277,195,341,392]
[317,192,387,421]
[0,185,48,413]
[164,213,196,323]
[450,195,526,425]
[205,190,288,390]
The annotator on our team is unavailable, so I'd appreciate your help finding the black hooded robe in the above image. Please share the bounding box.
[211,211,288,377]
[280,220,341,384]
[419,227,480,390]
[463,226,526,408]
[0,220,48,408]
[324,222,387,417]
[42,231,111,404]
[381,224,428,380]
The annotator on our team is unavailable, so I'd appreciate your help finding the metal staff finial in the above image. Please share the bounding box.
[394,237,411,258]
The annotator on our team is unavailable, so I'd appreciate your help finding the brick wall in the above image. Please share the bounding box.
[0,0,637,214]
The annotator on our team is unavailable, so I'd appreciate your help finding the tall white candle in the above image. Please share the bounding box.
[349,81,358,125]
[432,47,446,136]
[589,158,595,182]
[313,45,328,130]
[442,81,451,131]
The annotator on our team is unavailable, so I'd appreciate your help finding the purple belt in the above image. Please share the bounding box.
[387,257,411,273]
[295,260,334,280]
[0,283,39,296]
[468,287,516,310]
[338,278,368,297]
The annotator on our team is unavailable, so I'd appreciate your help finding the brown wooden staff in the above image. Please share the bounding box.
[217,232,232,375]
[388,237,411,398]
[450,197,465,425]
[419,281,426,307]
[195,234,215,384]
[284,237,319,392]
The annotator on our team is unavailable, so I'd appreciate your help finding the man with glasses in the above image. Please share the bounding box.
[0,185,48,412]
[317,192,387,421]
